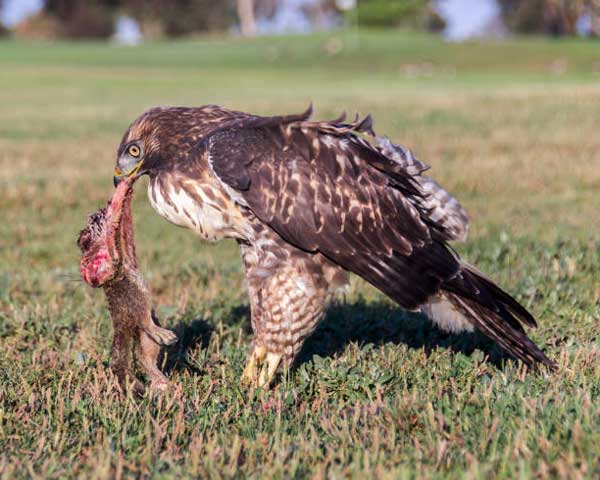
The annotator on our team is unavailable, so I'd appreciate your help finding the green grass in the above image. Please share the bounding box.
[1,29,600,478]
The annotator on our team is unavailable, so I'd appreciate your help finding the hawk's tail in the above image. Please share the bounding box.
[428,262,555,370]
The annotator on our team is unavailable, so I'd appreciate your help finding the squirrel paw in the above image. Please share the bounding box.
[145,325,178,346]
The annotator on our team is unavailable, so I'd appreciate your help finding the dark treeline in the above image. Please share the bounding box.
[5,0,600,40]
[8,0,440,40]
[498,0,600,36]
[41,0,236,39]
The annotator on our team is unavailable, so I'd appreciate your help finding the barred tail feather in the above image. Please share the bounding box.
[446,293,555,369]
[421,262,556,370]
[438,263,555,369]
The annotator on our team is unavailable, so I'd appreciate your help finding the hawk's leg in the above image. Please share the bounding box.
[239,241,341,388]
[241,345,282,388]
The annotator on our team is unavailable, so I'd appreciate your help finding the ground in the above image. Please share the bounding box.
[1,30,599,478]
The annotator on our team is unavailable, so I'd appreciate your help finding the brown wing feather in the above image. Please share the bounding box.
[206,113,460,310]
[205,109,553,368]
[375,137,469,242]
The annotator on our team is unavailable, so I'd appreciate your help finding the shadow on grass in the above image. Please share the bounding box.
[164,318,214,375]
[293,299,510,369]
[163,305,252,374]
[164,298,511,372]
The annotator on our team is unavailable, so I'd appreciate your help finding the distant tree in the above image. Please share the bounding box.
[497,0,600,36]
[41,0,237,39]
[44,0,117,39]
[122,0,236,37]
[237,0,257,36]
[13,12,61,40]
[354,0,443,31]
[582,0,600,36]
[0,0,9,37]
[254,0,278,19]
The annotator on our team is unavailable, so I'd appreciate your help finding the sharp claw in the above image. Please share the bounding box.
[241,364,253,386]
[257,352,282,388]
[240,366,254,386]
[241,345,265,386]
[242,346,283,388]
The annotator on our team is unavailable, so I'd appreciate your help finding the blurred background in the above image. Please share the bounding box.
[2,0,600,41]
[2,3,600,476]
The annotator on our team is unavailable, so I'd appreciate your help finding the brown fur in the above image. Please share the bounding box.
[78,180,176,393]
[103,270,176,393]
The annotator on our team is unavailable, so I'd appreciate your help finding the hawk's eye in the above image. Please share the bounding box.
[128,145,141,158]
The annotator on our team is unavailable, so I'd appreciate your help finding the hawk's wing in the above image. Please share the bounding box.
[205,111,462,310]
[375,137,469,242]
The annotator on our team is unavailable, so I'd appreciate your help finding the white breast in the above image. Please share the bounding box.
[148,176,245,241]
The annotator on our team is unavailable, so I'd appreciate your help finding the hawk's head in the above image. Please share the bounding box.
[113,107,207,186]
[114,108,167,186]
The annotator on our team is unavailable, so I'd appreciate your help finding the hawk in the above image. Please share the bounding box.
[113,105,554,387]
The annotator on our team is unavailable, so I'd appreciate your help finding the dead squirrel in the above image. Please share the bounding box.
[77,178,177,393]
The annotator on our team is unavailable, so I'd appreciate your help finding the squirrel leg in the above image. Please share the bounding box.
[136,327,171,392]
[111,321,144,395]
[141,309,178,346]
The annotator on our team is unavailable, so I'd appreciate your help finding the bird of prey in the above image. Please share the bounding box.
[113,105,554,387]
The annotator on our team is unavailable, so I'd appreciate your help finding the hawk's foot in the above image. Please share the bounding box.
[241,345,265,386]
[241,345,282,388]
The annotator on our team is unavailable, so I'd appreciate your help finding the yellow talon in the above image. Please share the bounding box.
[241,346,281,388]
[241,345,266,386]
[258,352,282,388]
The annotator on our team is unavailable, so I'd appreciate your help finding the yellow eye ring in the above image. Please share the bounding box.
[128,145,140,157]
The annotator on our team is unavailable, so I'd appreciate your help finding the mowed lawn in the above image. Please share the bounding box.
[1,30,599,478]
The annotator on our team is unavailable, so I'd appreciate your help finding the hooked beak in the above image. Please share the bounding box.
[113,160,144,187]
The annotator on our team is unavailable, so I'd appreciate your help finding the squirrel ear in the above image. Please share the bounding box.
[77,229,90,251]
